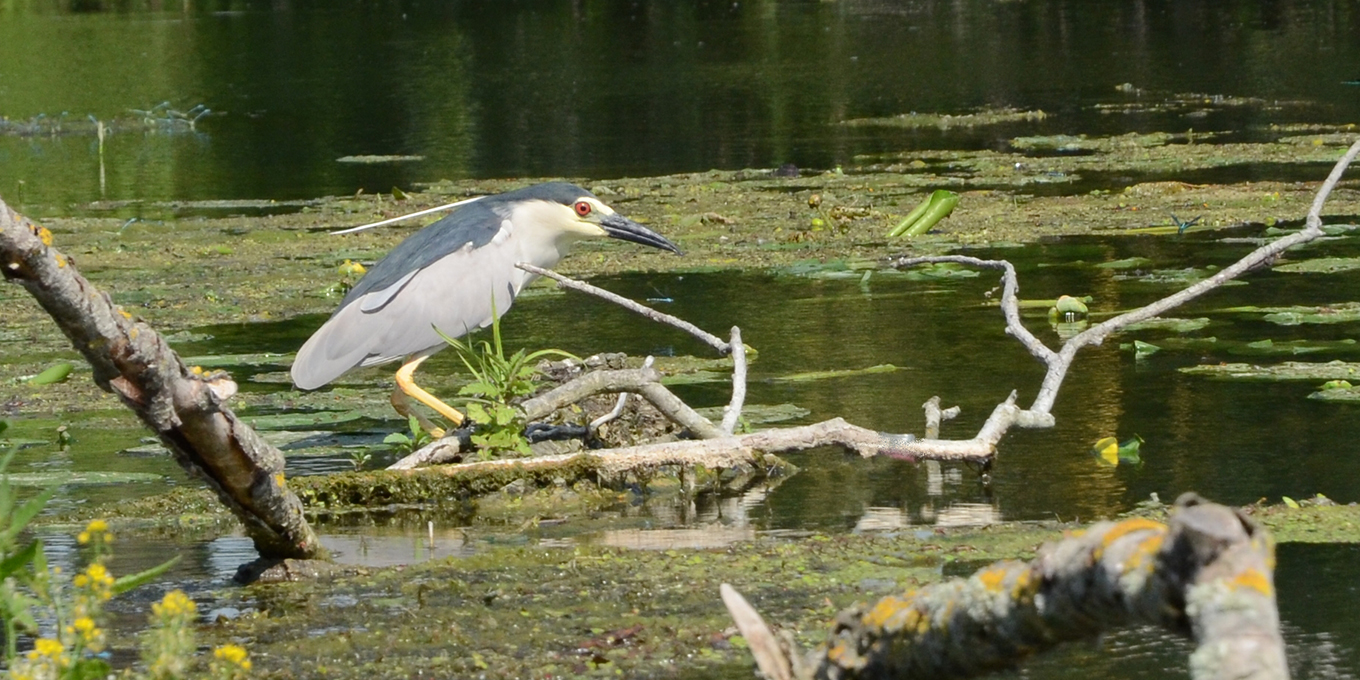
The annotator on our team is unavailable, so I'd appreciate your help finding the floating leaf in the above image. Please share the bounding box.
[1282,496,1300,509]
[1095,257,1154,270]
[27,362,73,385]
[1321,380,1353,390]
[772,364,900,382]
[1122,317,1211,333]
[1181,360,1360,381]
[1131,340,1161,358]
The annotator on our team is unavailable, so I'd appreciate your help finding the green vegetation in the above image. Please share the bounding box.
[441,311,576,458]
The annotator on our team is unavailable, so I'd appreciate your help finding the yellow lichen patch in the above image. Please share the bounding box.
[274,472,287,488]
[190,366,204,375]
[977,564,1011,592]
[1228,568,1273,597]
[1123,532,1165,572]
[862,595,908,629]
[38,226,53,246]
[1093,518,1166,561]
[827,641,851,664]
[55,253,67,268]
[118,308,132,319]
[1010,567,1039,601]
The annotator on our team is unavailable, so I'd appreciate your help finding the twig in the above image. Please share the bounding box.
[516,263,731,353]
[589,357,652,434]
[720,327,747,435]
[921,396,960,440]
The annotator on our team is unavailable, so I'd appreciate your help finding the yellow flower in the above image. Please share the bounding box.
[214,644,250,668]
[31,637,64,659]
[73,616,96,635]
[152,590,197,618]
[78,519,112,545]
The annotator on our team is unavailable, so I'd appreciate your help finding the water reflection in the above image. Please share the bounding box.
[4,1,1360,209]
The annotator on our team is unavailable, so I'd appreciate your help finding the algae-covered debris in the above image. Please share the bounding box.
[840,107,1047,129]
[335,155,425,164]
[1218,302,1360,326]
[1121,317,1211,333]
[1273,257,1360,275]
[1180,360,1360,381]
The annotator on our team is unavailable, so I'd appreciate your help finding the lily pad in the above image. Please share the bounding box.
[1180,360,1360,381]
[2,471,163,487]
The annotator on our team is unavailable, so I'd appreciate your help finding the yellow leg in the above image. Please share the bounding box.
[393,354,465,429]
[390,387,446,439]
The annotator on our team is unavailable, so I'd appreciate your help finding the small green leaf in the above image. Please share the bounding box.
[383,432,412,445]
[0,540,40,581]
[0,487,55,544]
[112,555,182,596]
[1282,496,1300,509]
[27,362,73,385]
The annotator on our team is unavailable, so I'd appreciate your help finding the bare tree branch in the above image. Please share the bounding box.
[0,198,323,560]
[721,327,748,435]
[894,140,1360,430]
[726,495,1286,680]
[516,262,732,353]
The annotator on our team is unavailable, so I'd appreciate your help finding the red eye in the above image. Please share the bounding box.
[574,201,592,217]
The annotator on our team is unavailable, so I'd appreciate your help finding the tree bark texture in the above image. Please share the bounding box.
[807,494,1284,680]
[0,198,323,560]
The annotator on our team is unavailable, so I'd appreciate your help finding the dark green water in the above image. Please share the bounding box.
[3,0,1360,210]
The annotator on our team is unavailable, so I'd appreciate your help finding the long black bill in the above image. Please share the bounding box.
[600,213,683,254]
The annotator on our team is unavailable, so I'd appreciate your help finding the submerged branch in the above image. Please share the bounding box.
[726,495,1286,680]
[0,197,322,560]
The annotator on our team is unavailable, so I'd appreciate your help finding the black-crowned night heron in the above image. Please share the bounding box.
[291,182,680,429]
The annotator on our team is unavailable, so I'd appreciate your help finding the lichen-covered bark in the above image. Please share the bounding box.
[0,197,323,560]
[807,494,1285,679]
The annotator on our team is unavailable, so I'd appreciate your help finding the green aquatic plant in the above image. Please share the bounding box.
[440,308,576,459]
[888,190,960,238]
[383,415,432,454]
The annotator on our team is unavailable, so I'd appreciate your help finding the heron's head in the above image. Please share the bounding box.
[505,182,682,254]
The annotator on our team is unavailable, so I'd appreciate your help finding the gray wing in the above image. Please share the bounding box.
[333,200,507,313]
[291,203,550,390]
